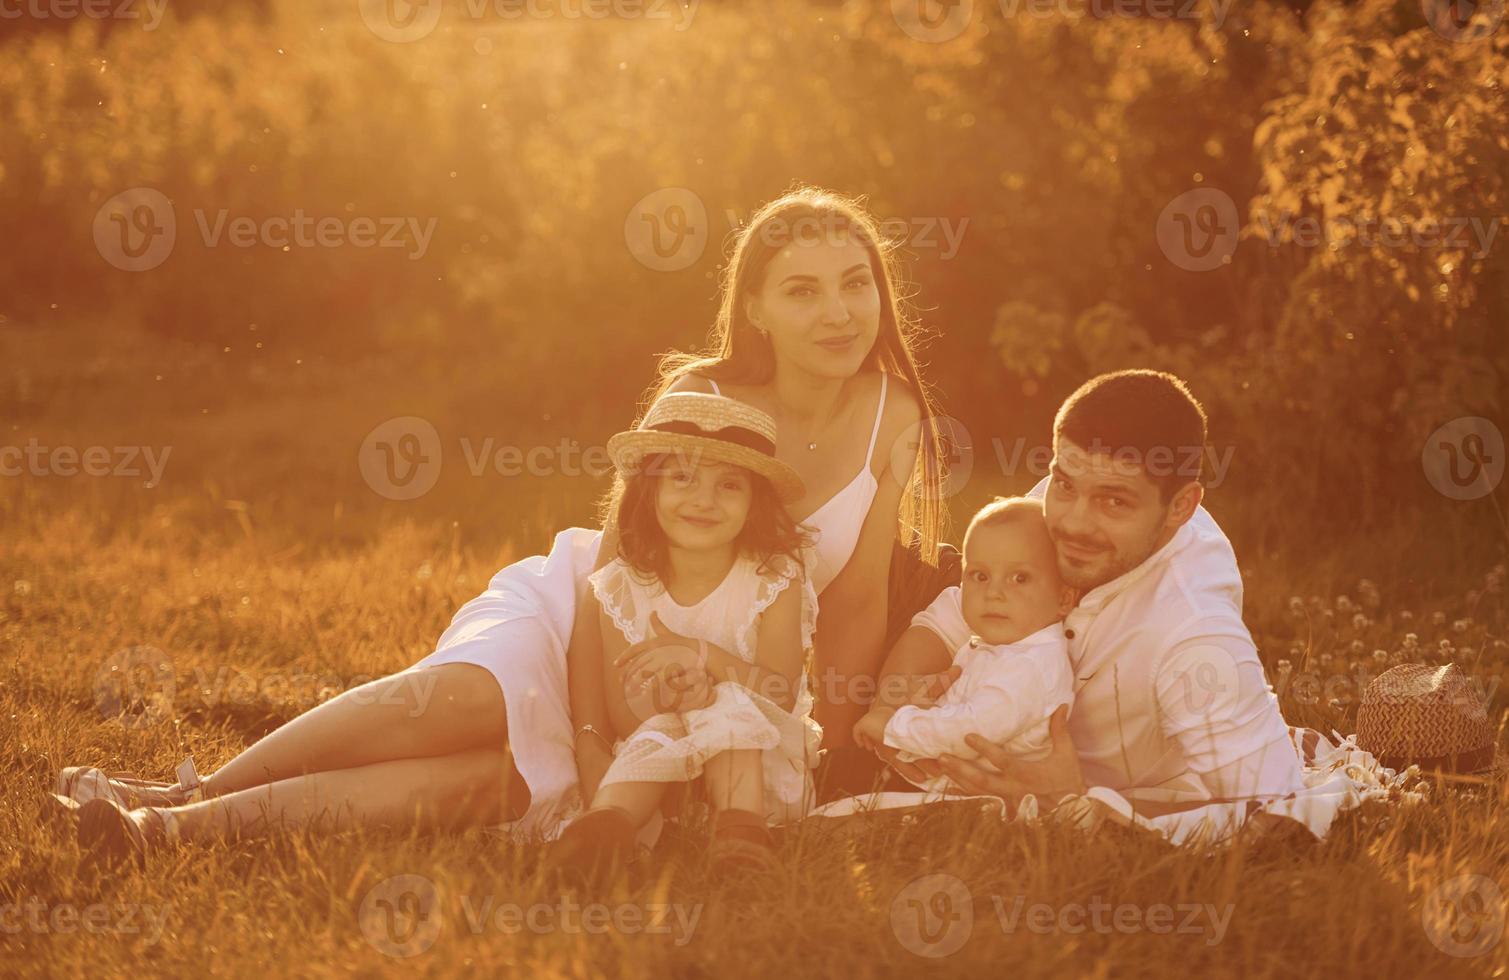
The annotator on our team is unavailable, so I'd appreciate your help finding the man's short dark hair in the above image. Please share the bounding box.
[1053,370,1208,504]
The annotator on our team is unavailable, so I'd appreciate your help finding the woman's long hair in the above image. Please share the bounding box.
[642,185,948,563]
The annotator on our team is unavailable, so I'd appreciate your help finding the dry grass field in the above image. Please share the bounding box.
[2,325,1506,979]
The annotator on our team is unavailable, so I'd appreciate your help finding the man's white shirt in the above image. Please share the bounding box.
[910,478,1303,805]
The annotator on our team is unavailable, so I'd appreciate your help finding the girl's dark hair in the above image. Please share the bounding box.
[596,453,814,585]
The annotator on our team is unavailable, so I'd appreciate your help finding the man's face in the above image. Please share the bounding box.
[1043,437,1197,591]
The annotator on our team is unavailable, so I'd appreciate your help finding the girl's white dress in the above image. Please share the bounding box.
[405,372,890,843]
[588,550,822,827]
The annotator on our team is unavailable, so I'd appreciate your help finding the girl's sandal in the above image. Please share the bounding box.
[77,799,180,870]
[57,757,204,810]
[707,808,779,879]
[544,806,641,892]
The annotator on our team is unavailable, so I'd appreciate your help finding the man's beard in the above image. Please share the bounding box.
[1054,522,1165,592]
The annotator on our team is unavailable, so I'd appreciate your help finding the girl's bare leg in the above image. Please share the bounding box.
[590,780,667,828]
[162,747,520,843]
[703,749,763,815]
[135,664,507,804]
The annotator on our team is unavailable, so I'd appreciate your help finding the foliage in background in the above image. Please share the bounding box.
[0,0,1504,555]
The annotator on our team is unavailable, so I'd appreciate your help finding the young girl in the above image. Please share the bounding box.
[549,392,822,880]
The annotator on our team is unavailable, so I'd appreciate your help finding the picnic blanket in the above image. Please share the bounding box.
[803,727,1434,847]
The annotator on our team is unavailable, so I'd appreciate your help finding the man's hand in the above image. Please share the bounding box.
[935,704,1085,812]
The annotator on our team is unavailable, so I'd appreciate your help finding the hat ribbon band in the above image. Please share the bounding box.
[643,420,776,457]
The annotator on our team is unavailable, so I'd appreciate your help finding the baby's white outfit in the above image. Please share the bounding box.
[588,550,821,825]
[885,618,1074,795]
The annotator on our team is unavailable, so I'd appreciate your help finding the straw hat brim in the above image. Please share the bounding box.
[606,430,806,503]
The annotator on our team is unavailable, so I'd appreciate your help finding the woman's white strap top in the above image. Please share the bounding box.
[705,374,887,595]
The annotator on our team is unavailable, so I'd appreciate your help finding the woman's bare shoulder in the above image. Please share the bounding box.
[869,368,923,471]
[663,373,720,395]
[878,371,924,423]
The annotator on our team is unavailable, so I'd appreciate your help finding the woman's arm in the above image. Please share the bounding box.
[874,624,956,711]
[567,590,615,801]
[810,377,924,746]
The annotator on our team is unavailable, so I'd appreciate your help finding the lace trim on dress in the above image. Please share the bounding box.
[735,548,820,662]
[588,559,650,644]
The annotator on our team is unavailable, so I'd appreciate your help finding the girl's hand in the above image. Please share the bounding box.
[615,613,713,719]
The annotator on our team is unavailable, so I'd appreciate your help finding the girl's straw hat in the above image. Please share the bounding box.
[1355,662,1506,778]
[606,393,805,503]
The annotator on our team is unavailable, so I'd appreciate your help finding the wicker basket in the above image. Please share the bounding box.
[1355,663,1500,774]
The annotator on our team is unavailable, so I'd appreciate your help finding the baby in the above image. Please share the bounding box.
[853,496,1075,795]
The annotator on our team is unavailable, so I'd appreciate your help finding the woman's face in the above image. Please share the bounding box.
[743,232,882,379]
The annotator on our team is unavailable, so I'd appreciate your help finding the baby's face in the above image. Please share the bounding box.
[960,515,1069,646]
